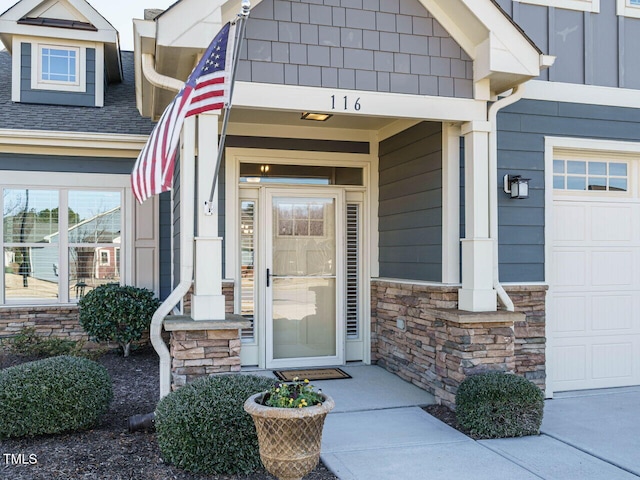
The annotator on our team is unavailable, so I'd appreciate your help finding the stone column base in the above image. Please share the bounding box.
[164,315,251,391]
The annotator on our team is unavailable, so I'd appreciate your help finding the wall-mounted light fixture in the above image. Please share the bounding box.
[503,174,530,199]
[301,112,332,121]
[260,164,270,176]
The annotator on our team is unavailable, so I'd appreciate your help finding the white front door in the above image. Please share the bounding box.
[265,188,345,368]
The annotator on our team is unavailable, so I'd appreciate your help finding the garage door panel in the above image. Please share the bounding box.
[554,204,586,242]
[591,295,633,331]
[552,295,586,333]
[552,344,587,383]
[553,251,586,287]
[592,343,633,380]
[591,206,632,241]
[591,251,633,286]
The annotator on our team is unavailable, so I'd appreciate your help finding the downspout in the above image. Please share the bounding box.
[142,53,194,399]
[141,53,183,92]
[488,85,525,311]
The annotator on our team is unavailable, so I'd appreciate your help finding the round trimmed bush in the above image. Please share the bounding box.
[455,372,544,439]
[155,374,276,475]
[79,284,160,356]
[0,356,113,439]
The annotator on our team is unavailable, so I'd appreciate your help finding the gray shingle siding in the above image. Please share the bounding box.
[237,0,473,98]
[0,50,155,135]
[378,122,443,281]
[496,99,640,283]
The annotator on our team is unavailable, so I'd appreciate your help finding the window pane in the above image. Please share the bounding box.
[567,176,586,190]
[588,162,606,175]
[587,177,606,190]
[4,246,59,301]
[69,246,120,299]
[610,163,628,176]
[567,161,586,174]
[553,175,565,189]
[3,189,59,243]
[609,178,628,192]
[553,160,565,174]
[68,191,121,244]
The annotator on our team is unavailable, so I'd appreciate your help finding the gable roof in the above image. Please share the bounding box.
[0,49,155,136]
[0,0,122,81]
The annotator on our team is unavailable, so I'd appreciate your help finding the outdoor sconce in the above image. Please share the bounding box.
[503,174,530,199]
[260,164,270,176]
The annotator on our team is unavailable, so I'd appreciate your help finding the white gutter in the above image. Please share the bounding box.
[141,53,183,92]
[143,55,193,398]
[487,85,525,312]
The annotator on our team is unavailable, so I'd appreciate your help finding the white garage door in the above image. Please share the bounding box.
[550,158,640,393]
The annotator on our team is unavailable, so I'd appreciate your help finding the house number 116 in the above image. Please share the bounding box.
[331,95,361,111]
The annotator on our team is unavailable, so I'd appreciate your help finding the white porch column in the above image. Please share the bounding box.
[458,121,496,312]
[191,113,226,320]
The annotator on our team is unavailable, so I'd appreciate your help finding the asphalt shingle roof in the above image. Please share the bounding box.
[0,50,155,136]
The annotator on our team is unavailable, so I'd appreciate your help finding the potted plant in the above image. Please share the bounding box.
[244,377,335,480]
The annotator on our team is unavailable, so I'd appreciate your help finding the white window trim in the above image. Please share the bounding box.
[31,42,86,93]
[99,249,110,266]
[544,136,640,398]
[0,172,133,306]
[514,0,600,13]
[617,0,640,18]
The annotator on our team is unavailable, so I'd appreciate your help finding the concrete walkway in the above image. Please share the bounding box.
[317,366,640,480]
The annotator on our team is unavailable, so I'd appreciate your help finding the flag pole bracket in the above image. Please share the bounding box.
[204,201,215,216]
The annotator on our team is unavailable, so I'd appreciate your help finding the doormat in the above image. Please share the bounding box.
[273,368,352,382]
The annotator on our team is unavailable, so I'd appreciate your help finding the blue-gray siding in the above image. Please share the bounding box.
[497,0,640,89]
[496,99,640,282]
[378,122,442,281]
[159,192,171,299]
[237,0,473,97]
[20,43,96,107]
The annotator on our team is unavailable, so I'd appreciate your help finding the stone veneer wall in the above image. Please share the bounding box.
[372,280,547,408]
[0,305,89,346]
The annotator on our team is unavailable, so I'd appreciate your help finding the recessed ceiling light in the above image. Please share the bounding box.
[301,112,333,121]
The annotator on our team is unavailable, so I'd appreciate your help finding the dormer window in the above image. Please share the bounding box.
[41,46,78,84]
[31,41,86,93]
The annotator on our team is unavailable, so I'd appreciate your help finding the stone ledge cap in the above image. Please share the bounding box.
[427,308,526,325]
[164,313,250,331]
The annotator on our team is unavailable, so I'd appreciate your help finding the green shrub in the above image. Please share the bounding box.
[0,356,113,439]
[78,284,160,356]
[9,327,85,358]
[455,372,544,439]
[155,374,275,475]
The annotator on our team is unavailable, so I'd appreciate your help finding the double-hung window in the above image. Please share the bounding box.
[2,187,123,304]
[617,0,640,18]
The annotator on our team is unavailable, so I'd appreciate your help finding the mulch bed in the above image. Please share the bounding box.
[0,347,338,480]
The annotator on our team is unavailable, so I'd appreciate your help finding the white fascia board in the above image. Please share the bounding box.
[417,0,482,58]
[133,19,157,117]
[0,129,148,155]
[525,80,640,108]
[0,20,117,44]
[233,82,487,123]
[156,0,223,48]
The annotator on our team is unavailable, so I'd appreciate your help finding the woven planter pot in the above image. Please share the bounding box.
[244,392,335,480]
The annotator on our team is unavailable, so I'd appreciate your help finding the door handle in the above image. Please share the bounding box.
[266,268,271,287]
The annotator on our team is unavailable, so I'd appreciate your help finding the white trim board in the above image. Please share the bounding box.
[525,80,640,108]
[514,0,600,12]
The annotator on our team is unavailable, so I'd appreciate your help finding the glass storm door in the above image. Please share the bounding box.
[265,189,344,368]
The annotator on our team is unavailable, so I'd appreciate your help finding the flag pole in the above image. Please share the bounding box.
[204,0,251,215]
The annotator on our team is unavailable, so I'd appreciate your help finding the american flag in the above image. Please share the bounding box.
[131,22,236,204]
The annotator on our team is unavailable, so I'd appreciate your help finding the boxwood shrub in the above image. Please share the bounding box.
[79,284,160,357]
[155,374,275,475]
[0,356,112,439]
[455,372,544,439]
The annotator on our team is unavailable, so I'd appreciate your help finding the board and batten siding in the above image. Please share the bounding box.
[378,122,443,281]
[495,0,640,89]
[496,98,640,282]
[20,43,97,107]
[236,0,473,98]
